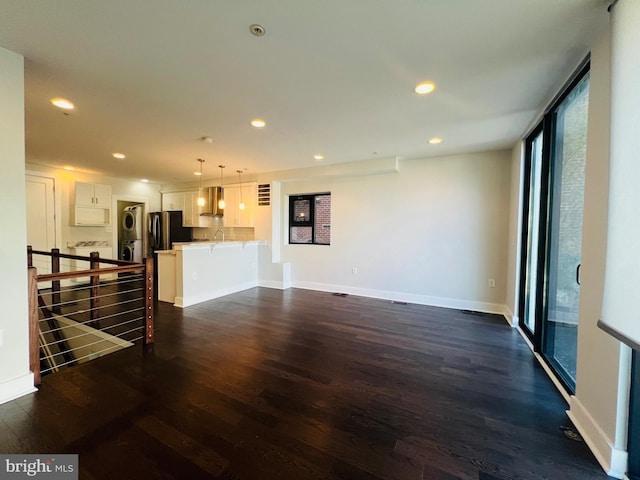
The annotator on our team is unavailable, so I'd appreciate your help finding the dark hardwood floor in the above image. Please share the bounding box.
[0,288,612,479]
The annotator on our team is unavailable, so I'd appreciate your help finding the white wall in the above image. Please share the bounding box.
[568,14,632,479]
[271,151,512,313]
[0,47,35,403]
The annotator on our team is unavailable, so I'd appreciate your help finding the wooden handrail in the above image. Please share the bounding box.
[30,249,139,266]
[36,264,145,282]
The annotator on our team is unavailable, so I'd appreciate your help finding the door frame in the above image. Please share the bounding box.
[111,195,150,261]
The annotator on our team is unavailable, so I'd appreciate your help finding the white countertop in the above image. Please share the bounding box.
[173,240,266,250]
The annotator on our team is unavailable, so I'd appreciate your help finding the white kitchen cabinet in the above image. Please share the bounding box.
[223,183,255,228]
[73,182,112,226]
[183,191,213,228]
[162,192,184,212]
[75,181,111,208]
[163,191,212,227]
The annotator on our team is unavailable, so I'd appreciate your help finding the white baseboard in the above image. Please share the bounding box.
[292,281,508,317]
[258,279,288,290]
[176,280,259,308]
[568,395,628,479]
[0,373,37,406]
[503,306,518,327]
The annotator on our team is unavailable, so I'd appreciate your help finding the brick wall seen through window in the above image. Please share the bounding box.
[289,193,330,245]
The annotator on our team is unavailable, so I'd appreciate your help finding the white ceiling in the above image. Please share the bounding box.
[0,0,608,184]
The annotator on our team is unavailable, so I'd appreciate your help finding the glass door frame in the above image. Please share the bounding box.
[518,122,550,347]
[517,58,590,394]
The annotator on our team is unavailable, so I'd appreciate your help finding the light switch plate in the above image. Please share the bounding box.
[0,329,3,347]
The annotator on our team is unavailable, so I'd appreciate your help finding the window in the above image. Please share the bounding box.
[289,193,331,245]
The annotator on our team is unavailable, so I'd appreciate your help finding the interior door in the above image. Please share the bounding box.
[26,175,56,275]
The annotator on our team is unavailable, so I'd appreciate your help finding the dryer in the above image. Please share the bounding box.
[122,205,143,240]
[120,239,142,263]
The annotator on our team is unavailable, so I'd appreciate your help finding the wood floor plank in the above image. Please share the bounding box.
[0,287,614,479]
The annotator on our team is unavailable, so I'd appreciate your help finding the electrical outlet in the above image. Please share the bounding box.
[488,278,496,288]
[352,267,358,275]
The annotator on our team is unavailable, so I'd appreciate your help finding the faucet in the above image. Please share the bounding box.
[213,227,225,242]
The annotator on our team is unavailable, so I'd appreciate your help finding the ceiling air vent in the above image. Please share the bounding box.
[258,183,271,206]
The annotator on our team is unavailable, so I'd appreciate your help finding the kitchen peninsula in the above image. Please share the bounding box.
[157,240,271,307]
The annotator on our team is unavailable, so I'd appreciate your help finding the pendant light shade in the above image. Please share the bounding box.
[218,165,226,209]
[196,159,205,207]
[237,169,246,210]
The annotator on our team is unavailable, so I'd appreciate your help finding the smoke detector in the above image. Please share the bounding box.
[250,24,266,36]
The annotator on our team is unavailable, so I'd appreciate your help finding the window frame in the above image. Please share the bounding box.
[288,193,331,245]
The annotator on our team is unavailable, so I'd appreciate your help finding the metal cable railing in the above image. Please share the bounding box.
[27,247,155,385]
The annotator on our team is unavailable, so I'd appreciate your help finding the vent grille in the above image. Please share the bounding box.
[258,183,271,206]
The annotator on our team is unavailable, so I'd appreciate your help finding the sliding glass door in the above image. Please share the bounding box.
[518,61,590,392]
[520,126,545,342]
[542,71,589,387]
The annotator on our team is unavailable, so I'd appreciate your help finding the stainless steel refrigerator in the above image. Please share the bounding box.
[148,211,192,253]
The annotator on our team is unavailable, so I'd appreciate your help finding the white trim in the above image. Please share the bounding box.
[258,279,288,289]
[568,395,628,479]
[176,280,258,308]
[534,352,571,404]
[292,281,508,317]
[516,326,571,404]
[0,373,37,406]
[503,306,518,327]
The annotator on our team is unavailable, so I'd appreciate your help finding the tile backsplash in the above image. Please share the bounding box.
[191,218,255,242]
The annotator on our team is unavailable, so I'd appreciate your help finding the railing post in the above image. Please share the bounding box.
[51,248,61,314]
[144,257,154,345]
[28,267,41,386]
[90,251,100,328]
[27,245,33,267]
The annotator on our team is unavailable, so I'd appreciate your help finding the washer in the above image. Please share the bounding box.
[120,239,142,263]
[122,205,143,240]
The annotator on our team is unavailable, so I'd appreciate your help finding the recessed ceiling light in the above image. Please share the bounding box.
[414,82,435,95]
[428,137,443,144]
[201,136,213,144]
[50,97,74,110]
[251,119,266,128]
[141,179,149,183]
[313,154,324,161]
[63,166,75,171]
[112,152,126,159]
[194,171,202,176]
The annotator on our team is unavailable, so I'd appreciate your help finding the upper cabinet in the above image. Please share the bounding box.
[162,190,213,228]
[161,192,184,212]
[75,182,111,208]
[72,182,112,226]
[223,182,256,228]
[182,191,213,228]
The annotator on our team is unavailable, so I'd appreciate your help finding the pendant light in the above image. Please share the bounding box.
[196,159,205,207]
[218,165,226,209]
[237,170,246,210]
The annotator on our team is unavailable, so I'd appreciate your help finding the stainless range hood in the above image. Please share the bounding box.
[199,187,224,216]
